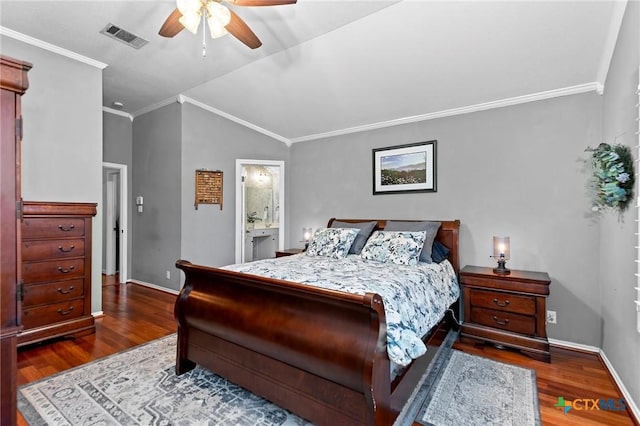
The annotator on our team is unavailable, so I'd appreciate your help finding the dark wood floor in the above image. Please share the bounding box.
[16,277,637,425]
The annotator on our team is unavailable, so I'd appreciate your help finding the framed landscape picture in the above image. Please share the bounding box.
[372,140,437,194]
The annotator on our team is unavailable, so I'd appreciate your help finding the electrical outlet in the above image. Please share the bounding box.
[546,310,557,324]
[166,270,171,280]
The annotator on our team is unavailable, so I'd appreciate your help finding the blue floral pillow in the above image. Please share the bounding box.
[360,231,427,265]
[306,228,360,259]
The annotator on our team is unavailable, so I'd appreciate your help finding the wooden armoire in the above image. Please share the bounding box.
[1,55,32,425]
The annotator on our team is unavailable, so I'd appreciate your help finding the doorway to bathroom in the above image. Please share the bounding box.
[235,159,285,263]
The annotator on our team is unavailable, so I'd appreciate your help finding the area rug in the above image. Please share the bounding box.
[395,350,541,426]
[18,334,311,425]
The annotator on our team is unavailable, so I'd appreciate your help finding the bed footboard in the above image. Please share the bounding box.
[175,259,393,425]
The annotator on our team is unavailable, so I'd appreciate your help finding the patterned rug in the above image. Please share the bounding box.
[18,334,540,426]
[18,334,311,425]
[395,350,541,426]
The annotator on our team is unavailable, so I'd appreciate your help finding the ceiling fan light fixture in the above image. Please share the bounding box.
[179,12,201,34]
[177,0,202,15]
[206,2,231,38]
[207,20,229,38]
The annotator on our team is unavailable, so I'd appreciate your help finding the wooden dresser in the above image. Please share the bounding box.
[18,201,97,346]
[460,265,551,362]
[0,54,32,426]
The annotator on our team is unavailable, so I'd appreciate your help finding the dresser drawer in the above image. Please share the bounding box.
[22,299,84,329]
[23,258,85,283]
[22,218,85,239]
[470,307,536,335]
[22,238,85,261]
[23,279,84,307]
[469,289,536,315]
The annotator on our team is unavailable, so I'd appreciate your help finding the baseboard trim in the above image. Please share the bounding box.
[128,279,180,296]
[91,311,104,318]
[550,338,640,423]
[548,337,600,353]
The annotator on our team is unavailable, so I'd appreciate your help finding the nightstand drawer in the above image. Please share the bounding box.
[470,307,536,335]
[469,289,536,315]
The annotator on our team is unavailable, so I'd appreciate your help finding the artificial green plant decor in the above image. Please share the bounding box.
[586,143,635,214]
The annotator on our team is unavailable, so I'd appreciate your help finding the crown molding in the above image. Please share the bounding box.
[596,0,628,93]
[289,82,602,143]
[0,26,108,70]
[131,82,601,144]
[132,96,181,118]
[103,106,133,122]
[178,95,290,146]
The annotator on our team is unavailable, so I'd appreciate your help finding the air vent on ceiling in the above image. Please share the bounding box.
[100,23,148,49]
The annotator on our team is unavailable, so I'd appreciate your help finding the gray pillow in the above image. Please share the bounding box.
[330,220,377,254]
[383,220,441,263]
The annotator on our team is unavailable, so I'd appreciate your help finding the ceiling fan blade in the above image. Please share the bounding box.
[159,8,185,38]
[226,10,262,49]
[228,0,296,6]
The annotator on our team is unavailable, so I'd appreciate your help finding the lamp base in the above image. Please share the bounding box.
[493,267,511,275]
[493,259,510,275]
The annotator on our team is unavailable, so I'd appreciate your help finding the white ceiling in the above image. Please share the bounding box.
[0,1,626,143]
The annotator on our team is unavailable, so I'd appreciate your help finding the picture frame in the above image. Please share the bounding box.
[372,140,437,195]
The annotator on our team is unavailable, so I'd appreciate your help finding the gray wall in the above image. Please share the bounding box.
[289,92,603,346]
[1,36,104,313]
[132,103,182,289]
[600,0,640,407]
[180,103,290,267]
[103,112,133,279]
[128,102,290,289]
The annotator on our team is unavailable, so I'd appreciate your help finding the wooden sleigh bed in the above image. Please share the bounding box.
[174,219,461,425]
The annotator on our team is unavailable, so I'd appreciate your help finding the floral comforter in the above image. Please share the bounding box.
[222,254,460,366]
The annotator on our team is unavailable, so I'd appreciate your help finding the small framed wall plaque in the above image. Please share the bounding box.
[195,169,223,210]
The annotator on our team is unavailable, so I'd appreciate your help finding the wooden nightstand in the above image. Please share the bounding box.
[275,248,304,257]
[460,265,551,362]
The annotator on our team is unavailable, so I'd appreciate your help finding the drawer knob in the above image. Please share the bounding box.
[492,298,510,307]
[58,245,75,253]
[57,265,75,273]
[492,315,510,326]
[57,306,75,315]
[57,286,75,295]
[58,224,75,232]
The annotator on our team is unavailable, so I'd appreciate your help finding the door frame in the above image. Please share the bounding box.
[235,159,285,263]
[102,162,128,283]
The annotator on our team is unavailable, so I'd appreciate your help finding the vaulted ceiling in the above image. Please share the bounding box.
[0,1,626,143]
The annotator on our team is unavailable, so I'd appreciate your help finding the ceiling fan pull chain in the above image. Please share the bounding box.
[201,13,207,57]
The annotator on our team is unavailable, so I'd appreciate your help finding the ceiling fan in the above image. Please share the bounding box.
[159,0,296,50]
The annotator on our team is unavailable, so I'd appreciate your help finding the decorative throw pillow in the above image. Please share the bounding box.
[360,231,427,266]
[330,220,377,255]
[431,240,450,263]
[383,221,441,263]
[306,228,359,259]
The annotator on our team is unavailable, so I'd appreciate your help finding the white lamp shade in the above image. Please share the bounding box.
[492,236,510,260]
[302,227,313,242]
[207,18,229,38]
[177,0,202,15]
[206,2,230,38]
[179,12,201,34]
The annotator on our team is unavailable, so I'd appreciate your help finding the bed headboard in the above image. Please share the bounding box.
[327,218,461,274]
